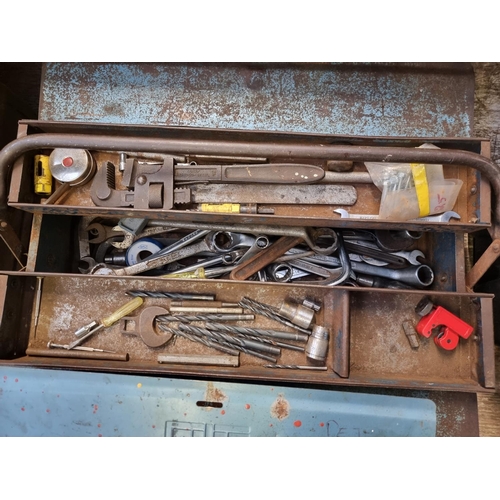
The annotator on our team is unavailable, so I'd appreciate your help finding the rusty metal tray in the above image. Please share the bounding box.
[0,273,494,392]
[2,120,493,234]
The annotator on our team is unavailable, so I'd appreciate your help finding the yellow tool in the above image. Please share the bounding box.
[34,154,52,196]
[67,296,144,349]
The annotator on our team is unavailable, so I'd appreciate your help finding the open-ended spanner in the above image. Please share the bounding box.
[90,231,250,276]
[334,208,461,223]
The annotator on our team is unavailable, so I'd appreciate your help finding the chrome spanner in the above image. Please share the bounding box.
[148,220,338,255]
[90,231,248,276]
[334,209,461,223]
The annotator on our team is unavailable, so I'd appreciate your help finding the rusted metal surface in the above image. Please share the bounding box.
[0,273,493,392]
[39,63,474,137]
[479,297,496,388]
[466,238,500,288]
[0,130,495,238]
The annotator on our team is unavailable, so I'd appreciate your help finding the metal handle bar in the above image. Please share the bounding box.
[1,133,499,233]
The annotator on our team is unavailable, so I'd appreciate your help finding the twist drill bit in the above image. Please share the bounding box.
[178,323,281,357]
[126,290,215,301]
[202,323,305,352]
[157,314,255,323]
[264,364,328,371]
[176,323,278,362]
[157,323,239,355]
[239,297,312,335]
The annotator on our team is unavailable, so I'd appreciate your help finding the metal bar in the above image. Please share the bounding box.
[25,348,129,362]
[466,239,500,289]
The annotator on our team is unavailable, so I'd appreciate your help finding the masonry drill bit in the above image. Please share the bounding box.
[264,364,328,371]
[202,323,306,351]
[126,290,215,301]
[158,314,255,323]
[239,297,312,335]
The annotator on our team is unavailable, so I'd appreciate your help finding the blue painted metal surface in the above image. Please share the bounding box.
[0,367,436,437]
[40,63,474,137]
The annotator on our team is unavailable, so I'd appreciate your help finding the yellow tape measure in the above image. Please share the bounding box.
[410,163,430,217]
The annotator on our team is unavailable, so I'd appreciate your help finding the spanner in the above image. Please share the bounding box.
[334,209,461,223]
[90,231,249,276]
[148,220,339,255]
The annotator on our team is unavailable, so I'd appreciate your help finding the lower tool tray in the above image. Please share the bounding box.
[0,275,493,392]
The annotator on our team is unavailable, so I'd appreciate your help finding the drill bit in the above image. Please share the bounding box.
[239,297,312,335]
[157,323,276,362]
[201,323,306,351]
[264,364,328,371]
[157,323,239,355]
[126,290,215,301]
[178,323,281,357]
[157,314,255,323]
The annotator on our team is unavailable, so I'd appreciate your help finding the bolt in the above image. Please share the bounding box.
[137,175,147,185]
[62,157,73,167]
[0,221,6,230]
[439,274,448,283]
[493,244,500,253]
[470,185,477,195]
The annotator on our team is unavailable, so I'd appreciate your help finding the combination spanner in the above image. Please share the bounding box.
[334,209,461,223]
[90,231,256,276]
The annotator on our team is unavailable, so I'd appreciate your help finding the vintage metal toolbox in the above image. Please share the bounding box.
[0,119,497,392]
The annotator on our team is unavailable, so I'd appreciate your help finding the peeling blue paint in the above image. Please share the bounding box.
[40,63,473,137]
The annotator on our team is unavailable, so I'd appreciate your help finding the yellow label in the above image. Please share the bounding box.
[161,268,206,279]
[410,163,430,217]
[200,203,240,213]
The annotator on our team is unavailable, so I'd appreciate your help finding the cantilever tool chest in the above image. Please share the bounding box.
[0,119,496,392]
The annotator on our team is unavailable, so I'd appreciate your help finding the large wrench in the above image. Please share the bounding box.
[90,231,247,276]
[148,220,338,255]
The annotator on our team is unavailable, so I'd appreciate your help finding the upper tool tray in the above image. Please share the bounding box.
[4,120,492,232]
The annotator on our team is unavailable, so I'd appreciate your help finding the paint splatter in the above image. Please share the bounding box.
[98,434,103,437]
[97,424,101,428]
[21,407,25,412]
[152,425,156,429]
[137,383,142,388]
[3,376,7,381]
[320,422,325,427]
[269,424,273,427]
[220,410,226,415]
[57,394,60,398]
[245,404,251,410]
[15,379,18,383]
[46,409,50,413]
[294,420,302,428]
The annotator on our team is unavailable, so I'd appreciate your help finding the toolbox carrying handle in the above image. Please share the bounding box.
[0,133,499,285]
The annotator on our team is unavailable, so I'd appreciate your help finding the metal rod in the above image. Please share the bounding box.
[33,276,43,328]
[264,364,328,371]
[26,348,129,362]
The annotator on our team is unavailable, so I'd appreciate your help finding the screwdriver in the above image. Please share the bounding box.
[67,297,144,349]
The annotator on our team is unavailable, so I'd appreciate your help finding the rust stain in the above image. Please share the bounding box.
[270,393,290,421]
[204,382,227,411]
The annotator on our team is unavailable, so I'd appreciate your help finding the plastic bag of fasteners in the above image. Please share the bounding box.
[365,144,463,221]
